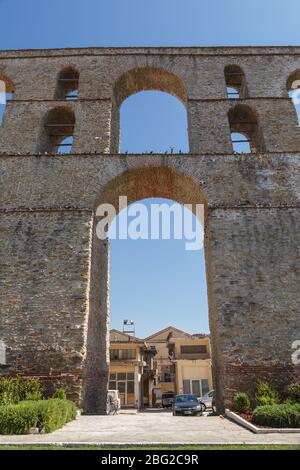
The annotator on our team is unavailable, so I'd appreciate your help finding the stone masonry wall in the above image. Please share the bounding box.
[0,47,299,413]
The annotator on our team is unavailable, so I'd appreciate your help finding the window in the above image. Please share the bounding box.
[39,107,75,154]
[109,372,135,405]
[180,345,207,354]
[55,66,79,100]
[127,381,134,394]
[192,380,200,396]
[230,132,251,154]
[201,379,209,396]
[164,372,172,383]
[0,340,6,365]
[0,73,14,125]
[183,380,191,394]
[228,104,265,153]
[183,379,209,397]
[110,349,136,360]
[287,71,300,125]
[224,65,248,99]
[161,365,173,383]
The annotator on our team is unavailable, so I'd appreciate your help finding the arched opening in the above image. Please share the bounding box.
[0,72,14,125]
[108,197,209,409]
[83,166,224,416]
[287,70,300,125]
[37,106,75,154]
[228,104,265,153]
[55,66,79,101]
[120,91,189,153]
[111,67,188,153]
[224,65,248,99]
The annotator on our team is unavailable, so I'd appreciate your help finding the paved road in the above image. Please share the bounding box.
[0,412,300,445]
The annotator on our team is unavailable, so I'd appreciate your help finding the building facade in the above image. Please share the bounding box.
[109,329,157,409]
[168,333,212,397]
[146,327,212,403]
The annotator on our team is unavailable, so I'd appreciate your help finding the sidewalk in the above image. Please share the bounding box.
[0,414,300,445]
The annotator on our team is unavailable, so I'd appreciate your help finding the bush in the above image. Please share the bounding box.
[0,377,42,405]
[255,381,279,407]
[52,388,67,400]
[253,403,300,428]
[287,383,300,403]
[0,377,21,405]
[233,392,251,413]
[0,399,77,435]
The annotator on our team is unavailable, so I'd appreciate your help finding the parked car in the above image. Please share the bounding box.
[198,389,214,411]
[162,392,175,408]
[107,389,121,411]
[173,394,203,416]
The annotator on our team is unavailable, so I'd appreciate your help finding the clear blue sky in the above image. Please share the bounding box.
[1,0,300,49]
[1,0,299,337]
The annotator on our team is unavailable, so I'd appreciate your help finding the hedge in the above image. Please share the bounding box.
[253,403,300,428]
[0,399,77,435]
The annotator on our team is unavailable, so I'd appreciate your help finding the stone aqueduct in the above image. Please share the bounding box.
[0,46,299,414]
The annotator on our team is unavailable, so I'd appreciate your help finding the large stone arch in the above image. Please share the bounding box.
[82,165,225,415]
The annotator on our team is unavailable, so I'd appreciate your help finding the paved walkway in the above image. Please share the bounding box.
[0,412,300,445]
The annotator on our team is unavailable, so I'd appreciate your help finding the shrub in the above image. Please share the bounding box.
[0,399,77,435]
[255,381,279,407]
[0,401,39,435]
[233,392,251,413]
[287,383,300,403]
[253,404,300,428]
[52,388,67,400]
[35,399,77,433]
[0,377,21,405]
[20,378,42,402]
[0,377,42,405]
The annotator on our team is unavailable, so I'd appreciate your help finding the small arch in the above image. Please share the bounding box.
[55,66,79,101]
[38,106,75,154]
[111,67,188,153]
[287,70,300,125]
[287,70,300,92]
[0,340,6,365]
[228,104,265,153]
[224,65,248,99]
[0,72,14,125]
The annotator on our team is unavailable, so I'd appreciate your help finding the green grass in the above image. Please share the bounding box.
[0,444,299,450]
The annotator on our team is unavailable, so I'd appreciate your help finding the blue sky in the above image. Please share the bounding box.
[1,0,299,337]
[1,0,300,49]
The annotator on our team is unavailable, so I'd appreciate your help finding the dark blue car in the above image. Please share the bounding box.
[173,394,202,416]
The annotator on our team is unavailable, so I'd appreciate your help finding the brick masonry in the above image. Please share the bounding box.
[0,47,299,413]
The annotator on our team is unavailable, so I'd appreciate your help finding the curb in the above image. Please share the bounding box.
[225,409,300,434]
